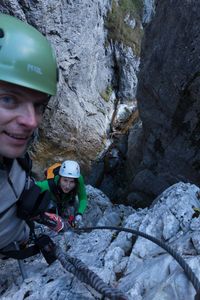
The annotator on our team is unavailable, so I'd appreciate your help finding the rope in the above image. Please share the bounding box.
[55,245,128,300]
[74,226,200,295]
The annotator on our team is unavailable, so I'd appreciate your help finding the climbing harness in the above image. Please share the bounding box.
[74,226,200,300]
[0,234,57,263]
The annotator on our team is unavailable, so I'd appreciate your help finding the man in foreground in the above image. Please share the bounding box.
[0,13,61,255]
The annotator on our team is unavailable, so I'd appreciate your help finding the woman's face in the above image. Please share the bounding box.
[59,176,76,193]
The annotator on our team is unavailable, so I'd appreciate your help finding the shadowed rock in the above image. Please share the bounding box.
[127,0,200,205]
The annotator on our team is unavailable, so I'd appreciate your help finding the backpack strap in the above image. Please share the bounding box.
[45,163,62,201]
[48,177,60,197]
[17,152,32,175]
[17,185,51,220]
[46,163,61,179]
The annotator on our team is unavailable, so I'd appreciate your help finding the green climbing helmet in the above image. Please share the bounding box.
[0,13,57,95]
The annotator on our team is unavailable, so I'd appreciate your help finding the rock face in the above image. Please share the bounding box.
[0,1,140,177]
[143,0,155,23]
[127,0,200,205]
[1,182,200,299]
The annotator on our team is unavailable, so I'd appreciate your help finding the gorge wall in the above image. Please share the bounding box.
[126,0,200,206]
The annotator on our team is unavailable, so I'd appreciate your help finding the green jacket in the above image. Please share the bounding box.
[36,175,87,215]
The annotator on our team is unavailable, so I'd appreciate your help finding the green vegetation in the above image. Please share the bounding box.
[105,0,144,56]
[119,0,143,15]
[100,85,113,102]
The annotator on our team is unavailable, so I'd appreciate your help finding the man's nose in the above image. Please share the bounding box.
[18,103,39,129]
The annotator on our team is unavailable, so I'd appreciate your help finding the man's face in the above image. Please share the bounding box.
[0,81,49,158]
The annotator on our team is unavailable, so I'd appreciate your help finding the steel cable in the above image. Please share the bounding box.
[55,245,128,300]
[75,226,200,296]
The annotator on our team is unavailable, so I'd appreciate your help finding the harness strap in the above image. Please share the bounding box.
[0,244,40,259]
[0,234,57,264]
[48,178,59,197]
[48,178,63,209]
[17,152,32,175]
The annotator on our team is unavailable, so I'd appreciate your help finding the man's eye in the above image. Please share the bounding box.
[0,96,16,106]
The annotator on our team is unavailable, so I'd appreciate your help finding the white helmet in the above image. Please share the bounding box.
[59,160,80,178]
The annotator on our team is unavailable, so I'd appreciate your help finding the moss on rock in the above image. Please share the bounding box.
[105,0,144,56]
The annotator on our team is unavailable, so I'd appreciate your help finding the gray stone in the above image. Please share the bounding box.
[1,182,200,299]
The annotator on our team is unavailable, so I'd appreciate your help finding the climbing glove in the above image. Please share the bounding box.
[34,212,64,232]
[74,214,83,228]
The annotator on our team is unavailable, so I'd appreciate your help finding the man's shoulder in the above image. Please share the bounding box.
[0,155,31,181]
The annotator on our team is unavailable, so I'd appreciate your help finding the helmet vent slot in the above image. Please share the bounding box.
[0,29,4,38]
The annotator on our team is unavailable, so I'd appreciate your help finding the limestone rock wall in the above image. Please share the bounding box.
[0,0,113,175]
[0,0,141,178]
